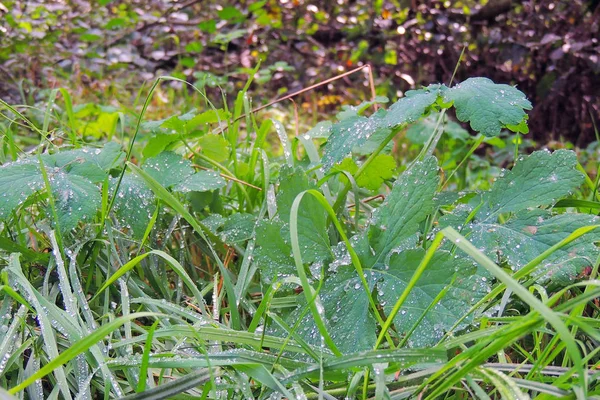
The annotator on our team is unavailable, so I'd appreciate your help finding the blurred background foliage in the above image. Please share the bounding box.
[0,0,599,144]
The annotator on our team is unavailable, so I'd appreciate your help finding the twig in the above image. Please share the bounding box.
[192,164,262,191]
[347,194,385,208]
[239,64,376,121]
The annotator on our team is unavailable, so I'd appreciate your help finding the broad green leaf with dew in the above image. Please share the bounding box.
[443,77,532,137]
[173,170,226,193]
[142,151,194,188]
[0,163,44,220]
[112,174,156,239]
[49,172,100,232]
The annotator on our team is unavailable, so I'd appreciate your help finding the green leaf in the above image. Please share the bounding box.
[186,109,229,129]
[336,154,396,190]
[219,213,255,244]
[173,170,226,193]
[276,166,331,265]
[143,133,180,158]
[303,121,332,139]
[0,163,44,219]
[112,175,156,239]
[365,156,439,267]
[286,158,450,353]
[44,142,125,183]
[382,85,442,128]
[481,150,583,218]
[321,112,387,171]
[443,77,532,137]
[335,96,389,120]
[142,151,194,188]
[288,267,378,353]
[198,20,217,34]
[290,248,484,352]
[406,114,469,145]
[218,6,245,22]
[377,249,485,347]
[254,220,295,284]
[440,150,591,282]
[197,134,231,162]
[160,109,229,133]
[184,41,204,53]
[469,210,600,282]
[356,154,396,190]
[322,86,439,171]
[49,172,100,232]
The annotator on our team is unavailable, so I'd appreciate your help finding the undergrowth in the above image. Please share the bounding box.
[0,71,599,400]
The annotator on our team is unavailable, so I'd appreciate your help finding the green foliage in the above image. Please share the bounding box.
[443,77,532,136]
[322,79,531,172]
[0,76,598,399]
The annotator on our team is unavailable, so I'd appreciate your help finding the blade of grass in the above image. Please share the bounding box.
[128,162,240,328]
[93,249,207,314]
[9,312,158,394]
[137,320,160,393]
[439,227,586,397]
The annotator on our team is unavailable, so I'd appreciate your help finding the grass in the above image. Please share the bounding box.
[0,70,599,400]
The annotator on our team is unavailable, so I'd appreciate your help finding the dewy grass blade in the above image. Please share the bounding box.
[37,155,64,255]
[58,88,79,146]
[7,254,73,399]
[9,312,158,394]
[554,199,600,210]
[0,306,27,376]
[128,162,240,328]
[281,348,446,384]
[441,227,587,396]
[93,249,207,315]
[0,285,34,313]
[290,189,395,353]
[375,232,444,349]
[136,320,160,393]
[119,369,211,400]
[235,364,295,398]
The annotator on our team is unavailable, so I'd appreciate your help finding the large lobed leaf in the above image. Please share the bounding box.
[255,166,331,284]
[322,86,440,171]
[365,156,439,267]
[443,77,532,137]
[275,166,331,265]
[49,172,101,232]
[321,78,531,172]
[0,143,125,231]
[284,157,487,352]
[112,174,157,239]
[440,149,594,282]
[481,150,582,218]
[0,163,45,220]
